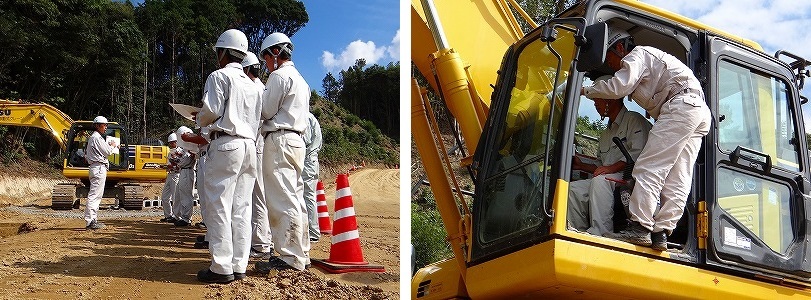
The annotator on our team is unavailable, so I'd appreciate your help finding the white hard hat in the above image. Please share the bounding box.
[176,126,193,136]
[214,29,249,55]
[259,32,293,61]
[606,27,631,49]
[241,51,260,68]
[167,133,177,143]
[174,126,198,153]
[93,116,108,124]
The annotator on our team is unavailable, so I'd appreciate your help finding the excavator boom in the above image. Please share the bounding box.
[0,99,74,149]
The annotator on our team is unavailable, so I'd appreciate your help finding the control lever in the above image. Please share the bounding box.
[612,137,635,181]
[611,136,635,232]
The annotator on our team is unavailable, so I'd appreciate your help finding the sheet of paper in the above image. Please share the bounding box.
[169,103,202,121]
[106,136,120,154]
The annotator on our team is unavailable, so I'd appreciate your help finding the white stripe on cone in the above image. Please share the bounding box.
[318,212,329,217]
[336,187,351,199]
[317,201,327,206]
[317,190,325,195]
[331,230,360,244]
[334,207,356,220]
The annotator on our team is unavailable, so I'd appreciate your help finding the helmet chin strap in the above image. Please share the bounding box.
[600,102,609,121]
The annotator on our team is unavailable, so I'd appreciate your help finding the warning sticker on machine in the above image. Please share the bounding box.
[723,227,752,250]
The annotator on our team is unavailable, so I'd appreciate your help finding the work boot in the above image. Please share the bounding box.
[249,248,273,260]
[255,256,296,274]
[160,217,176,223]
[86,220,106,230]
[194,240,209,249]
[196,268,234,283]
[651,231,668,251]
[233,272,247,280]
[196,235,206,243]
[174,219,190,227]
[604,221,651,247]
[195,222,206,229]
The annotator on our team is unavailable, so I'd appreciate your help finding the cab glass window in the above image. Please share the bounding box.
[717,60,800,171]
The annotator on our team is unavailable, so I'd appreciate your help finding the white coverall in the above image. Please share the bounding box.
[160,147,180,219]
[261,61,310,270]
[251,76,273,254]
[568,107,651,235]
[84,131,117,226]
[196,62,262,276]
[302,112,322,240]
[172,147,196,223]
[583,46,712,234]
[195,127,210,240]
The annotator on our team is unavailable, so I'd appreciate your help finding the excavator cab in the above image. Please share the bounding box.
[64,121,129,171]
[419,1,811,298]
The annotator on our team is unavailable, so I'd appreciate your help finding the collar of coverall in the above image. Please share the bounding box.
[225,62,243,70]
[610,106,629,129]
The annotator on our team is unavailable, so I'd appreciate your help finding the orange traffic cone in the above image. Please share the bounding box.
[316,180,332,234]
[311,173,385,273]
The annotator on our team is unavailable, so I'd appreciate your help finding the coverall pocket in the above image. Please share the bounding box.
[216,141,240,152]
[680,94,702,107]
[287,136,305,149]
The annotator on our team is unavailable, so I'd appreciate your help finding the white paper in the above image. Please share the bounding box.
[106,136,120,154]
[169,103,202,121]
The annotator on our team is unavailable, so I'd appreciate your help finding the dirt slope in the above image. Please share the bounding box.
[0,168,400,299]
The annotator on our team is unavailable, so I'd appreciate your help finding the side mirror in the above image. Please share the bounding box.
[576,22,608,72]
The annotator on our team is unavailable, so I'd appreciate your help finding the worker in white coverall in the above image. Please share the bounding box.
[84,116,119,230]
[255,32,310,273]
[160,133,180,223]
[181,126,210,249]
[302,111,322,242]
[242,52,274,259]
[581,27,711,251]
[172,126,197,227]
[569,76,651,236]
[194,29,261,284]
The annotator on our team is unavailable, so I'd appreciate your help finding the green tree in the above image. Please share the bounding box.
[321,72,341,103]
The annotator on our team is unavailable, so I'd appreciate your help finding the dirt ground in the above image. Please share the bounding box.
[0,168,400,299]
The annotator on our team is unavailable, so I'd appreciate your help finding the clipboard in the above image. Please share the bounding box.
[169,103,202,121]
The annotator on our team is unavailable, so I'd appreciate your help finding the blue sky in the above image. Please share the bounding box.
[294,0,400,93]
[127,0,400,96]
[640,0,811,129]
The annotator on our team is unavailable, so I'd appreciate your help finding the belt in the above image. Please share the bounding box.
[210,131,234,141]
[671,87,702,99]
[263,128,302,139]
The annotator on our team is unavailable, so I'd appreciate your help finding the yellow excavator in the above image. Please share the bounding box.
[0,99,168,210]
[412,0,811,298]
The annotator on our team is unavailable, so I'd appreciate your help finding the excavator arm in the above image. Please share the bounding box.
[0,99,74,150]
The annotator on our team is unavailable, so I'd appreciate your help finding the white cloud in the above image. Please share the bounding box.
[387,29,401,60]
[642,0,811,127]
[320,30,400,73]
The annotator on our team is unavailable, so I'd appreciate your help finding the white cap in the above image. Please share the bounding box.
[241,52,260,68]
[167,133,177,143]
[606,27,631,49]
[214,29,248,56]
[92,116,108,124]
[259,32,293,61]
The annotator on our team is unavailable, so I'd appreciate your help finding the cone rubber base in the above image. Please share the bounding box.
[311,258,385,274]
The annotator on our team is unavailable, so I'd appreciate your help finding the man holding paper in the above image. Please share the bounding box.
[84,116,119,230]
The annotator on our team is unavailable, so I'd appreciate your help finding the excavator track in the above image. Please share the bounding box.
[52,184,77,210]
[119,184,144,210]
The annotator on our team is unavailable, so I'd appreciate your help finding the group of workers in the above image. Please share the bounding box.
[84,28,324,284]
[572,26,711,251]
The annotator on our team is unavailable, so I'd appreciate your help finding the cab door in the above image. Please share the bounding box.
[702,32,811,280]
